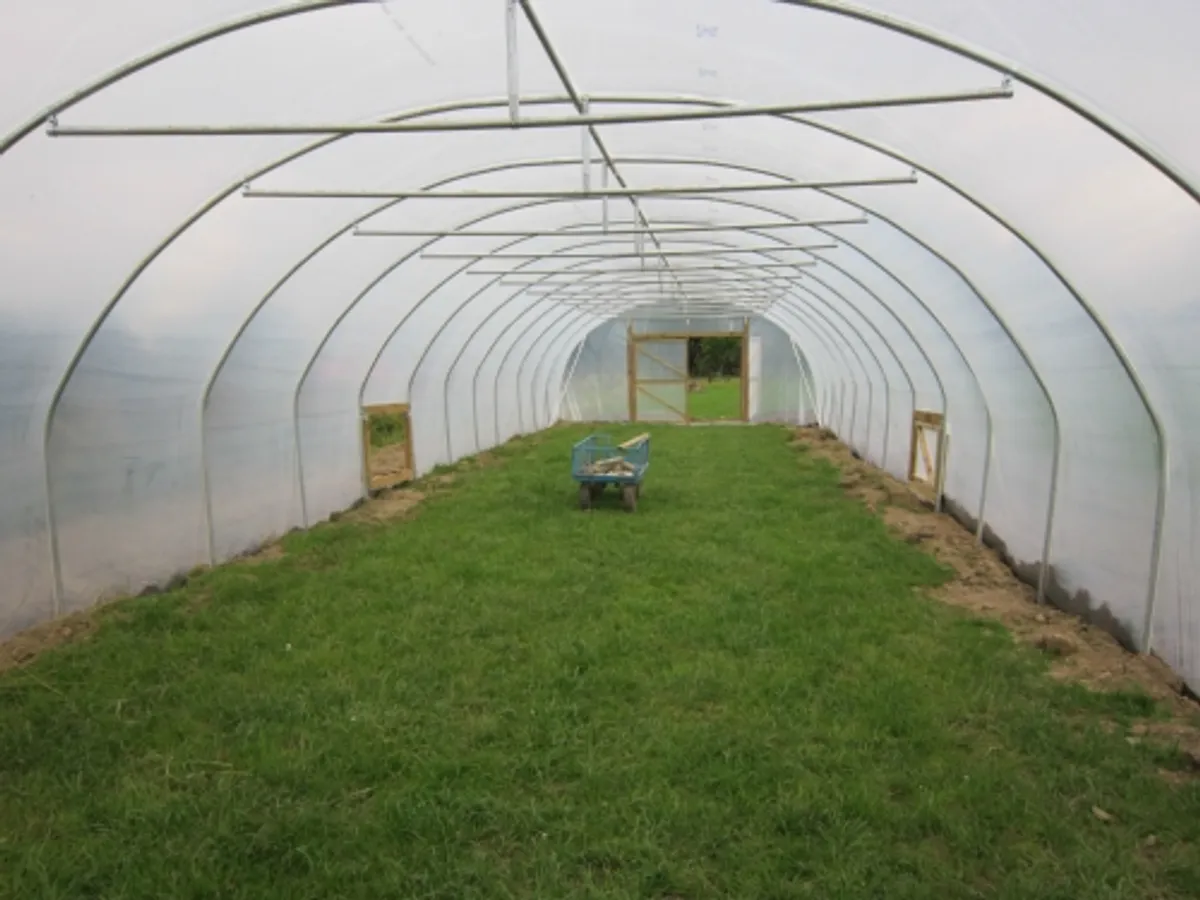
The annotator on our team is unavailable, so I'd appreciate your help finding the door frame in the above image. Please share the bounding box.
[908,409,947,491]
[626,320,751,423]
[628,335,689,422]
[361,402,415,493]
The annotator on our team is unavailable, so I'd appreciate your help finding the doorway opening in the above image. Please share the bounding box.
[687,335,745,422]
[908,409,947,494]
[362,403,414,491]
[628,323,750,424]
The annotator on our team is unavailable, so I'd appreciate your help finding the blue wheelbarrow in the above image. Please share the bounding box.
[571,432,651,512]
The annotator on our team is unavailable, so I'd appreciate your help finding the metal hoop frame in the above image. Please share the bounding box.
[15,6,1170,650]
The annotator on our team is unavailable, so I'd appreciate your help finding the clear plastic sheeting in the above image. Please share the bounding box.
[748,319,806,425]
[561,321,629,423]
[1,0,1199,692]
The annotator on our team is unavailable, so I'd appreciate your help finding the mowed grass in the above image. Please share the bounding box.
[1,425,1198,899]
[688,377,743,421]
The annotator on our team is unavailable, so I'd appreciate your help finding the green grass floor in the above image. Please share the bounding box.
[687,378,743,421]
[1,426,1198,898]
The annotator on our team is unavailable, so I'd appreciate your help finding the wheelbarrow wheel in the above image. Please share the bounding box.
[622,484,638,513]
[579,484,593,510]
[589,483,605,500]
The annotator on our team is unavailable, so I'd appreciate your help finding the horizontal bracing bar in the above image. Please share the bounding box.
[241,175,914,201]
[625,319,765,326]
[534,298,783,306]
[551,287,794,298]
[565,302,779,312]
[622,312,776,319]
[616,301,771,308]
[624,303,767,309]
[553,306,780,317]
[520,279,813,293]
[508,299,791,308]
[522,272,814,281]
[520,278,812,290]
[479,262,816,277]
[537,285,789,299]
[557,301,781,309]
[562,297,785,305]
[626,313,766,319]
[624,309,778,316]
[353,217,868,238]
[539,300,793,307]
[423,244,837,260]
[560,296,781,305]
[48,85,1011,137]
[558,291,787,299]
[625,314,775,319]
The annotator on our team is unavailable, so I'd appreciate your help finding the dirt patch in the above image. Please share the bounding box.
[793,426,1200,772]
[1130,720,1200,772]
[0,611,101,675]
[240,543,286,566]
[369,442,413,491]
[344,487,427,525]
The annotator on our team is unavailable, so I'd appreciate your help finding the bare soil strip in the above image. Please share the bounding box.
[793,426,1200,775]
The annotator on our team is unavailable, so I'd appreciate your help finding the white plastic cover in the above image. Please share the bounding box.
[1,0,1198,693]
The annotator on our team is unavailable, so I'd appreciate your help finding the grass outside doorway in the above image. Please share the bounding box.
[1,426,1198,898]
[368,410,409,450]
[687,377,743,422]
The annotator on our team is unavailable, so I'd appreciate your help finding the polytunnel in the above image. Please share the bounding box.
[2,0,1200,695]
